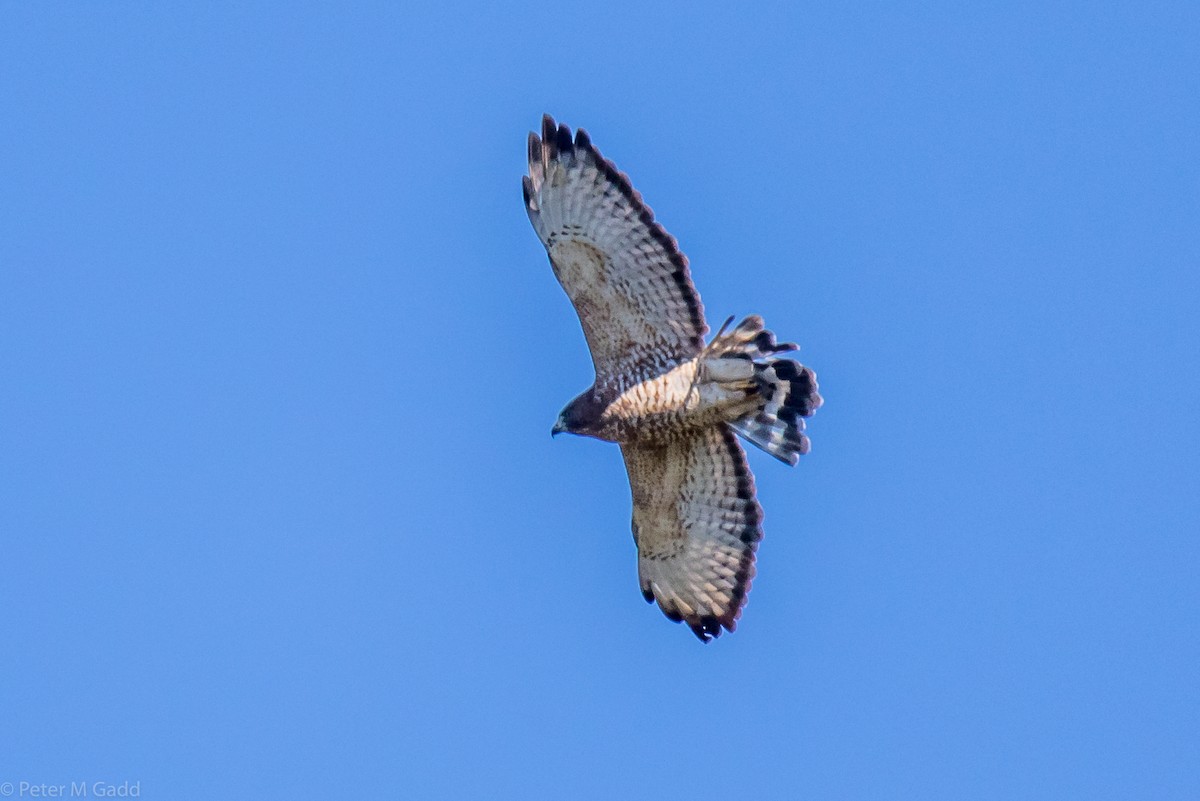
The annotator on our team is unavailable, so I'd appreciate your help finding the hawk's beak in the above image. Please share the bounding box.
[551,420,565,437]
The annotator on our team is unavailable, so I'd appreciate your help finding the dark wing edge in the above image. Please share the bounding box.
[523,114,707,364]
[626,425,764,643]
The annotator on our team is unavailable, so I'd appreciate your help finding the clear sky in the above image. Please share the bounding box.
[2,3,1197,799]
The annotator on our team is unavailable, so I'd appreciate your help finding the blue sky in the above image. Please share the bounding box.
[2,3,1197,799]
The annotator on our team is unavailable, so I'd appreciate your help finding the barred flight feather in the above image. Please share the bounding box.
[526,116,822,641]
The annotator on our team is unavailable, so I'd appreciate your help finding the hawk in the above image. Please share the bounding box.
[524,115,822,641]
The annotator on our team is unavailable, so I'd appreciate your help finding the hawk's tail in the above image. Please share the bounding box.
[710,316,822,467]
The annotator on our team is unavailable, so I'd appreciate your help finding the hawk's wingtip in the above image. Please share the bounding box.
[689,614,726,643]
[521,175,535,210]
[555,122,573,154]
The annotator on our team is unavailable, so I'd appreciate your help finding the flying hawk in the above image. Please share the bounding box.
[524,115,822,641]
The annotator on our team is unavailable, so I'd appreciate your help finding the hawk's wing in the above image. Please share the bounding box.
[524,115,707,390]
[621,426,763,641]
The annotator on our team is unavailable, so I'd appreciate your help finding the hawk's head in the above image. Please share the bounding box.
[552,390,607,438]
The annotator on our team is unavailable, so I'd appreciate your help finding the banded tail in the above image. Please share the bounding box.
[706,315,822,466]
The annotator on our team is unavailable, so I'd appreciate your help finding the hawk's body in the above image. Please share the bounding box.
[525,116,821,641]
